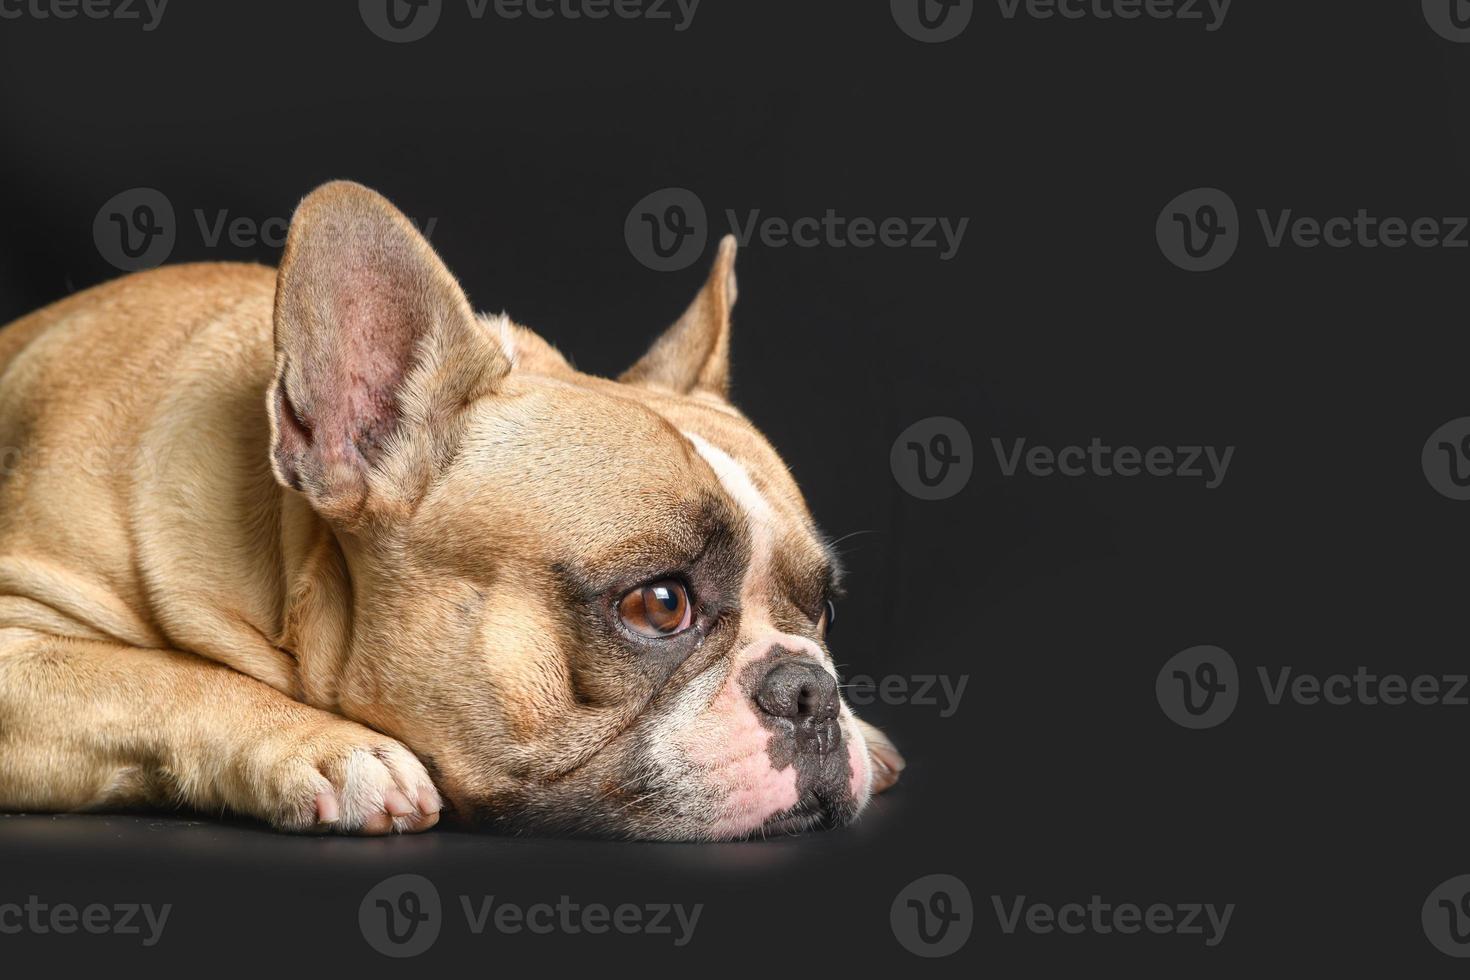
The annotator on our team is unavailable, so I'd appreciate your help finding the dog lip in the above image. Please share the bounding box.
[749,810,825,838]
[744,791,836,838]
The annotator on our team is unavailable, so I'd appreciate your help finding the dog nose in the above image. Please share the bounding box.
[756,660,838,721]
[755,660,841,753]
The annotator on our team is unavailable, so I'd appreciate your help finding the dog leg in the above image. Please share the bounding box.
[0,628,441,834]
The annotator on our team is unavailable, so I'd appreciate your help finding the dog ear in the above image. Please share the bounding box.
[267,181,510,526]
[620,234,737,398]
[856,719,905,795]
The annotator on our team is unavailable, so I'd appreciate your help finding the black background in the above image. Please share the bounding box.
[2,0,1470,973]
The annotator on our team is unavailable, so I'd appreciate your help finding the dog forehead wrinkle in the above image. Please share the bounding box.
[458,378,693,478]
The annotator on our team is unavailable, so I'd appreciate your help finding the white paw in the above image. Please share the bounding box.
[250,724,442,835]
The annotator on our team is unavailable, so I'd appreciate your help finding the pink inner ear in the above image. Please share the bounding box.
[272,380,311,491]
[318,266,423,466]
[299,249,432,470]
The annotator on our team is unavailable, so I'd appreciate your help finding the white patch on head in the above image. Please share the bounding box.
[683,431,773,597]
[683,430,836,677]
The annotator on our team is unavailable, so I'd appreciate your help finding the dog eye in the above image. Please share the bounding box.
[617,579,693,638]
[820,599,837,638]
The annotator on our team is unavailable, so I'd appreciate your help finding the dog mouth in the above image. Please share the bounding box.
[740,790,842,839]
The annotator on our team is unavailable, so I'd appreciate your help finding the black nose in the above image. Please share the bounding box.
[755,660,841,753]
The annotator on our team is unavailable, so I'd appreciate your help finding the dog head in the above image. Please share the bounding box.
[267,181,903,840]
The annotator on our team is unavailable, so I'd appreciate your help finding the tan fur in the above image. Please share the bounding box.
[0,182,900,838]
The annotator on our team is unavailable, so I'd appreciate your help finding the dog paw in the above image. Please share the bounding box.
[245,721,442,835]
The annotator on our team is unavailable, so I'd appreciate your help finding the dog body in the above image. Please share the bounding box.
[0,183,900,839]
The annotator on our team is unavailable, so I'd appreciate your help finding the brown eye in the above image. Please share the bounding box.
[617,579,693,638]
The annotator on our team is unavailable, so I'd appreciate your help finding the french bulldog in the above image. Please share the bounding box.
[0,181,903,839]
